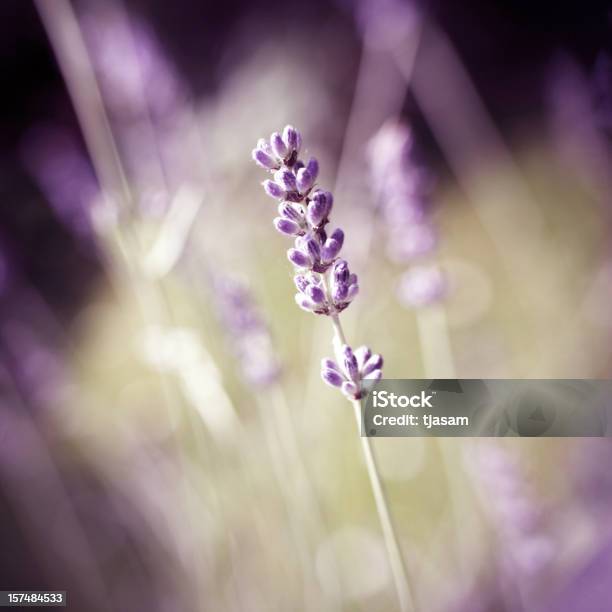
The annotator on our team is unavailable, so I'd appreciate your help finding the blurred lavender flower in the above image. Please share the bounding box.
[542,531,612,612]
[252,125,381,400]
[468,442,555,581]
[368,121,433,247]
[1,319,65,408]
[368,120,445,307]
[80,7,185,120]
[397,264,446,308]
[79,6,196,218]
[353,0,419,50]
[213,276,281,389]
[21,126,100,248]
[572,439,612,518]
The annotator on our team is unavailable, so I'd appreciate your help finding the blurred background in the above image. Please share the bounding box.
[1,0,612,610]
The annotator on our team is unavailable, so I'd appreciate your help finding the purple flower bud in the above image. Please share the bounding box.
[255,138,274,158]
[287,248,311,268]
[322,368,344,388]
[270,132,288,159]
[322,191,334,214]
[283,125,301,153]
[310,190,333,216]
[278,202,303,222]
[294,274,309,293]
[363,369,382,382]
[329,228,344,247]
[322,358,341,372]
[307,198,329,227]
[346,283,359,302]
[362,354,383,377]
[274,170,297,192]
[274,217,301,236]
[252,147,277,170]
[321,241,340,263]
[341,380,358,399]
[263,180,285,199]
[306,157,319,181]
[296,168,314,193]
[303,235,320,262]
[342,345,359,382]
[321,229,344,262]
[332,283,349,303]
[333,259,350,284]
[310,189,325,204]
[295,293,316,312]
[307,285,326,304]
[354,346,372,368]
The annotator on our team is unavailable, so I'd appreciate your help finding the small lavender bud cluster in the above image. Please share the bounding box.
[368,121,445,307]
[252,126,359,313]
[321,345,383,400]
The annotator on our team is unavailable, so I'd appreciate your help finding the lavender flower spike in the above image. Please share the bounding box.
[212,275,281,388]
[253,130,354,310]
[368,120,446,309]
[252,125,380,392]
[252,126,417,612]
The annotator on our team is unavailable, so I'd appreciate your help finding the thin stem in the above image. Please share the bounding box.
[331,313,416,612]
[330,313,347,346]
[351,400,416,612]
